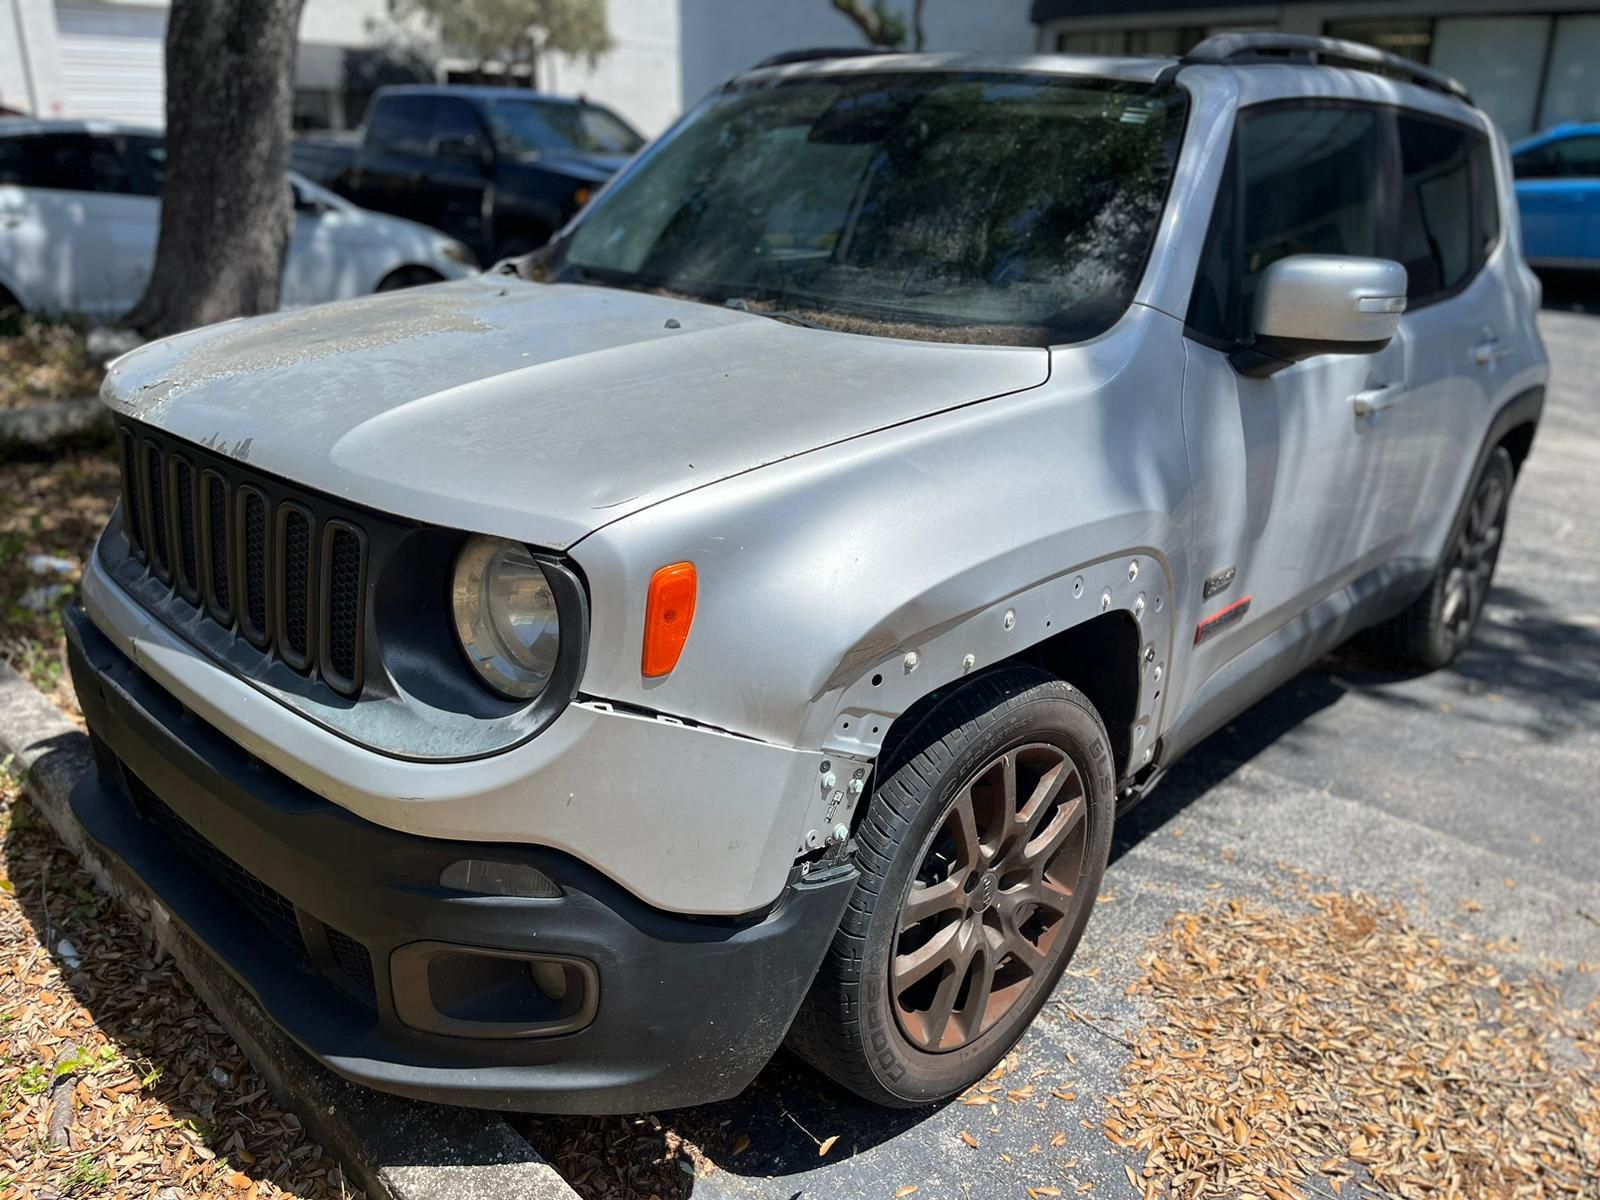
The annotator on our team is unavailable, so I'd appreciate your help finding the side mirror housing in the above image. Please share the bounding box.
[1233,254,1408,378]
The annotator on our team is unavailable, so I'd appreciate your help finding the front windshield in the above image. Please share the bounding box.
[551,71,1187,345]
[488,98,644,157]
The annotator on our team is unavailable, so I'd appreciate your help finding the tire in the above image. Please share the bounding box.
[375,265,444,292]
[1360,446,1514,671]
[787,666,1115,1107]
[0,286,22,335]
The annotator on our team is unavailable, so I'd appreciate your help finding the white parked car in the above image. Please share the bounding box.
[0,121,476,321]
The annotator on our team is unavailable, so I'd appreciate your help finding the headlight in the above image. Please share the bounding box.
[438,239,477,266]
[452,536,560,700]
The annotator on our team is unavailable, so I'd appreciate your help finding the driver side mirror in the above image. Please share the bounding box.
[1233,255,1408,378]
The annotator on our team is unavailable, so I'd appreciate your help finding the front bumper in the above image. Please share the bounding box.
[66,605,855,1113]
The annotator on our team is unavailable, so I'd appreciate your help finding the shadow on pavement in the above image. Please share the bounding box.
[1536,267,1600,313]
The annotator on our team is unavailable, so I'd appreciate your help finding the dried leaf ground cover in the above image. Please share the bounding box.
[1109,884,1600,1200]
[0,320,100,412]
[1,775,360,1199]
[0,451,119,714]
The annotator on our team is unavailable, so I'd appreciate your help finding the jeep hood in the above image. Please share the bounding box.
[102,277,1048,548]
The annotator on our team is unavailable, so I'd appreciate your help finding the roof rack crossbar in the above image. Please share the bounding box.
[1183,33,1472,105]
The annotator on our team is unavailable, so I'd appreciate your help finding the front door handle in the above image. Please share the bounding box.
[1472,337,1510,366]
[1352,382,1405,416]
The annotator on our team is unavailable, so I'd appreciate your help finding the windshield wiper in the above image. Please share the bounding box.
[722,297,825,330]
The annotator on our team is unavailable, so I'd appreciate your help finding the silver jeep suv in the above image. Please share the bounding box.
[68,36,1547,1112]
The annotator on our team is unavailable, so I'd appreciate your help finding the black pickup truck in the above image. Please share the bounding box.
[291,85,643,264]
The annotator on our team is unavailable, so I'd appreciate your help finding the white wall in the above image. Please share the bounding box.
[550,0,1038,138]
[300,0,391,47]
[677,0,1034,115]
[542,0,682,135]
[1,0,67,116]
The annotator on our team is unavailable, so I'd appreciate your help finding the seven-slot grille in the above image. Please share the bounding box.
[116,424,369,695]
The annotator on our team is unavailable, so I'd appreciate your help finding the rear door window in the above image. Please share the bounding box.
[1396,115,1474,305]
[1189,105,1384,341]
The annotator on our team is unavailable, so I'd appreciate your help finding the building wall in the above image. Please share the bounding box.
[677,0,1034,118]
[542,0,683,135]
[2,0,67,116]
[1037,0,1600,139]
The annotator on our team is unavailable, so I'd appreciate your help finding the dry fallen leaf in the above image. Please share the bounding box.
[817,1134,839,1157]
[895,1187,918,1198]
[730,1133,750,1157]
[1097,881,1600,1200]
[959,1130,980,1149]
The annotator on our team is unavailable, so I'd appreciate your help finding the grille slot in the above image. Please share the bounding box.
[143,443,170,580]
[113,425,369,696]
[323,523,365,692]
[277,505,314,669]
[239,488,270,647]
[173,459,199,601]
[119,431,144,558]
[202,471,232,622]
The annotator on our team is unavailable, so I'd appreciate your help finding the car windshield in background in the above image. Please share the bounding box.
[488,99,644,158]
[551,72,1187,345]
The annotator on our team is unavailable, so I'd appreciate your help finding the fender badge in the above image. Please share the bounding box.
[1194,596,1252,645]
[1203,565,1237,599]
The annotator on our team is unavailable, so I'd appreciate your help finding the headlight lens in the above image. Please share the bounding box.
[438,239,477,266]
[451,536,560,700]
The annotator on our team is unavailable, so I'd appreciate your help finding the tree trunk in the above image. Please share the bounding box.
[125,0,307,339]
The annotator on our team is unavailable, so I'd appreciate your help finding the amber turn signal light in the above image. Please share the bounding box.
[642,562,697,677]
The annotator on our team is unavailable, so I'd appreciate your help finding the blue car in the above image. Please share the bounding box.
[1513,122,1600,268]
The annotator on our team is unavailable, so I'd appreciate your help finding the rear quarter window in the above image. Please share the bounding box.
[1396,115,1475,304]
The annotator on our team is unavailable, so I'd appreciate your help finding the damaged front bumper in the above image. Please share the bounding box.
[66,606,856,1113]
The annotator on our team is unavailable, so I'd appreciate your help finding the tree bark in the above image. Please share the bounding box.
[125,0,307,339]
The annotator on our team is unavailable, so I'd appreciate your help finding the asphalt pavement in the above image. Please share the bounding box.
[644,307,1600,1199]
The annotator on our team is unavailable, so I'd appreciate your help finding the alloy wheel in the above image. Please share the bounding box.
[890,743,1090,1053]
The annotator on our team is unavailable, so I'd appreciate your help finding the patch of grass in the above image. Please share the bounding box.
[0,314,100,410]
[63,1154,111,1194]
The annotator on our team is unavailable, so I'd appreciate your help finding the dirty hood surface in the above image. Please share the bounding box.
[103,277,1049,548]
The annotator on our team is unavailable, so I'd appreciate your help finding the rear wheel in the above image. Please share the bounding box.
[1361,446,1513,670]
[787,667,1114,1106]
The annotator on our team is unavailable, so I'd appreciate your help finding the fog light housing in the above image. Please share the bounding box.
[390,942,598,1038]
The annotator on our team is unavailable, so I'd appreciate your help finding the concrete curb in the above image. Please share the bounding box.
[0,658,578,1200]
[0,397,114,459]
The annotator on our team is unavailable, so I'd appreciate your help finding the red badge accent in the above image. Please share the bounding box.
[1194,595,1252,645]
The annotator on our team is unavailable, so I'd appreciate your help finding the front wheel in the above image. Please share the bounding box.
[787,667,1114,1107]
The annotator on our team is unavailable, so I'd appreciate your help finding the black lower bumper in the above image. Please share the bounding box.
[65,605,855,1113]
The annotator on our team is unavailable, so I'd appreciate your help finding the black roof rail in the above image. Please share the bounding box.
[1183,33,1472,105]
[752,47,894,70]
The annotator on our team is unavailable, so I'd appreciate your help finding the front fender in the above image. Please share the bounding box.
[567,306,1192,760]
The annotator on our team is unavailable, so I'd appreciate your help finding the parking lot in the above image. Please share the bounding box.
[529,307,1600,1199]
